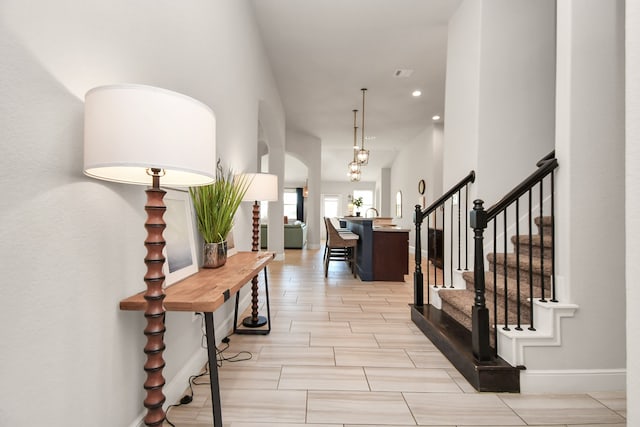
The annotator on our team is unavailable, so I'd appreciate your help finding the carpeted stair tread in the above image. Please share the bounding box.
[462,271,549,302]
[535,216,553,236]
[438,289,474,330]
[511,234,553,260]
[488,252,552,276]
[430,215,554,341]
[511,234,553,248]
[534,216,553,227]
[439,288,529,331]
[514,233,553,246]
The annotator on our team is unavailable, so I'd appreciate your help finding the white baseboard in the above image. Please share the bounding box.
[128,411,144,427]
[520,368,626,393]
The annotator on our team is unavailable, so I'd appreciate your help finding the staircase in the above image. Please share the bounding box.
[411,151,564,393]
[438,216,553,340]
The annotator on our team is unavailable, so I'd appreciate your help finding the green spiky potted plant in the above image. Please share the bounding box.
[190,160,251,268]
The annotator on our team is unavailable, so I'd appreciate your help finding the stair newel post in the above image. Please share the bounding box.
[470,199,492,362]
[413,205,424,307]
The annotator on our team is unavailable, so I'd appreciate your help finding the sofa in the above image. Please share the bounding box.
[260,222,307,249]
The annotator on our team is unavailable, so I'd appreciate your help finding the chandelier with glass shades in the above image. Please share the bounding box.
[348,109,361,182]
[356,88,370,165]
[347,88,371,182]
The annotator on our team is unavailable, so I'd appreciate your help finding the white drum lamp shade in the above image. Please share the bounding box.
[83,84,216,186]
[241,173,279,202]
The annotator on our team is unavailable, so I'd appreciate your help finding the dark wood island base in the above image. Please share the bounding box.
[344,218,409,281]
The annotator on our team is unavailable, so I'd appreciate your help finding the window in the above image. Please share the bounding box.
[322,194,340,218]
[283,189,298,221]
[353,190,374,214]
[322,194,341,239]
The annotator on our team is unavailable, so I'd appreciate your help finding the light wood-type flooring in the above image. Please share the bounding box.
[164,248,626,426]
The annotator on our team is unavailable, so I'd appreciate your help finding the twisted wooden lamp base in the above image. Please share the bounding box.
[242,200,267,327]
[142,171,167,426]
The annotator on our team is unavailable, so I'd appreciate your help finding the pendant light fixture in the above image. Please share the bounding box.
[357,88,370,165]
[348,109,361,182]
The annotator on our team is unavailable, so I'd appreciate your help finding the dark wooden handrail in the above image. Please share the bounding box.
[486,152,557,220]
[471,149,558,361]
[416,170,476,223]
[413,170,475,307]
[536,149,555,167]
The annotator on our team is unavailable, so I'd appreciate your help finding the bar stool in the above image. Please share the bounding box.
[324,217,359,278]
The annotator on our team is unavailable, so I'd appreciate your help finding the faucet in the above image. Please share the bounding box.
[365,207,379,218]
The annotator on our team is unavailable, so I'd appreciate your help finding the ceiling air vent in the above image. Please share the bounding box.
[393,69,414,78]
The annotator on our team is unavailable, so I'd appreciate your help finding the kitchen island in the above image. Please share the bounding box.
[343,217,409,281]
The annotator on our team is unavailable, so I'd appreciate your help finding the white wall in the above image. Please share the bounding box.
[443,0,481,198]
[377,168,391,217]
[443,0,555,282]
[626,1,640,423]
[258,100,286,259]
[389,125,442,247]
[531,0,626,377]
[443,0,555,205]
[476,0,556,205]
[286,129,322,249]
[0,1,284,425]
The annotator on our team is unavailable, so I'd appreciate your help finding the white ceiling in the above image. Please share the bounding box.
[251,0,462,182]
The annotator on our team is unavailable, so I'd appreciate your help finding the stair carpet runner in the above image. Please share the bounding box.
[438,216,553,339]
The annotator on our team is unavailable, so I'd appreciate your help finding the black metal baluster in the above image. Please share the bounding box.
[450,200,454,287]
[493,218,498,354]
[528,189,536,331]
[427,213,431,289]
[465,184,469,270]
[413,205,424,307]
[550,172,557,302]
[457,189,461,271]
[434,209,438,288]
[539,180,546,302]
[503,210,510,331]
[515,199,522,331]
[442,206,446,288]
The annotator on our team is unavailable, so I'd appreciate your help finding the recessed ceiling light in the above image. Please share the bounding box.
[412,90,422,97]
[432,115,441,121]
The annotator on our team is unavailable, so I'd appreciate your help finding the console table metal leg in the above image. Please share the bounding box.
[233,293,240,334]
[204,312,223,427]
[263,266,271,331]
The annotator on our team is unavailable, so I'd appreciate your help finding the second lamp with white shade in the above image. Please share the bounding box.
[237,173,278,332]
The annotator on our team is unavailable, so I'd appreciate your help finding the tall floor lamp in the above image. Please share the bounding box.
[83,84,216,427]
[238,173,278,331]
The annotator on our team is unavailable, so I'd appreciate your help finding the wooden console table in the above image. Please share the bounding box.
[120,251,275,427]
